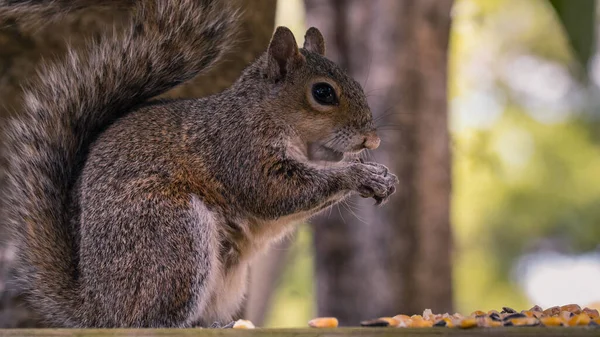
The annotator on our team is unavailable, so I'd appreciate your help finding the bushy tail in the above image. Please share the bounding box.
[0,0,133,18]
[1,0,238,326]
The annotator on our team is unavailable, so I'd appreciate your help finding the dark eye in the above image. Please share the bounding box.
[312,82,338,105]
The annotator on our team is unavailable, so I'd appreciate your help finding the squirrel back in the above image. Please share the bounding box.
[1,0,238,326]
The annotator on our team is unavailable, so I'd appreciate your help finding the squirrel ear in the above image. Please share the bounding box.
[303,27,325,55]
[267,26,305,79]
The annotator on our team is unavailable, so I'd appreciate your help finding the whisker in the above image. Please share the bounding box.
[373,106,396,122]
[345,198,366,213]
[376,127,406,131]
[365,93,387,99]
[341,199,369,225]
[327,201,333,218]
[365,87,388,95]
[329,136,345,150]
[322,137,340,150]
[363,52,373,90]
[336,203,346,224]
[373,106,416,126]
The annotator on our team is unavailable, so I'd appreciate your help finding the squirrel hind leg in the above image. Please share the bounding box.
[77,192,221,327]
[182,195,223,326]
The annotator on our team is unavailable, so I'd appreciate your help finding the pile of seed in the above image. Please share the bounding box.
[307,304,600,328]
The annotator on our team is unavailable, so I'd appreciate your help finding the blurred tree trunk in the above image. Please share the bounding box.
[305,0,454,324]
[0,0,276,327]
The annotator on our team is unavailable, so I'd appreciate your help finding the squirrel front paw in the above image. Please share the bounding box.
[348,161,399,205]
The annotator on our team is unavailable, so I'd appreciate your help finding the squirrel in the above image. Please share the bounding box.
[1,0,398,328]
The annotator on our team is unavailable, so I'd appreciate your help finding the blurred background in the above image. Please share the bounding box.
[1,0,600,329]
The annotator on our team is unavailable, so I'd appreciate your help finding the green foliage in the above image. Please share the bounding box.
[264,226,315,327]
[548,0,596,77]
[453,109,600,312]
[451,0,600,313]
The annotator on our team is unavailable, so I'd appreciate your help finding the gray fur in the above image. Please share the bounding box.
[1,0,397,328]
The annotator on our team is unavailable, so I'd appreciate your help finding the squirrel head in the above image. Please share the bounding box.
[249,26,380,162]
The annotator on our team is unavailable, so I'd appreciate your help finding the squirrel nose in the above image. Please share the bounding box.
[362,132,380,150]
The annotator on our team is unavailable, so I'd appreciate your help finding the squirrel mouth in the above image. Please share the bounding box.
[307,143,345,162]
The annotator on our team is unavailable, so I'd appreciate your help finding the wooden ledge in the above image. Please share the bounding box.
[1,327,599,337]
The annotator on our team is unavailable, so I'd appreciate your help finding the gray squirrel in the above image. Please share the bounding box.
[1,0,398,328]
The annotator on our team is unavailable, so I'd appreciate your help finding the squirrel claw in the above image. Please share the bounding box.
[221,321,236,329]
[374,195,390,206]
[210,321,236,329]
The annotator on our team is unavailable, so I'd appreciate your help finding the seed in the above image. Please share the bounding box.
[471,310,486,317]
[568,313,591,326]
[383,305,595,329]
[583,307,600,319]
[232,319,255,329]
[543,306,561,317]
[560,304,582,314]
[430,314,444,322]
[433,319,447,327]
[393,314,411,321]
[377,317,400,327]
[521,311,536,318]
[444,318,455,328]
[503,313,526,321]
[396,320,412,328]
[410,319,433,328]
[559,310,574,322]
[476,317,501,327]
[529,305,543,312]
[392,315,412,328]
[502,307,517,314]
[360,319,389,327]
[488,311,501,321]
[459,318,478,329]
[422,309,435,321]
[475,317,490,327]
[540,316,563,327]
[308,317,339,328]
[437,317,455,328]
[488,320,503,327]
[509,317,539,327]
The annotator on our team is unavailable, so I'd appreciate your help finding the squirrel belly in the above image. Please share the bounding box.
[2,0,398,328]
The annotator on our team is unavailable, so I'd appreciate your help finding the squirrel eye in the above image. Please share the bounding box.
[311,82,338,105]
